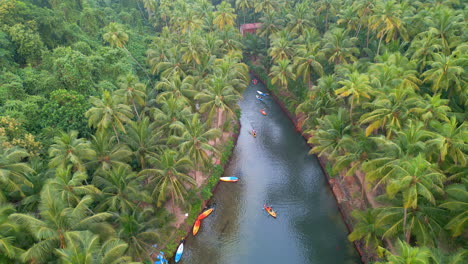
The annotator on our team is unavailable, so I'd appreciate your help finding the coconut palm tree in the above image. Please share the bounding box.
[235,0,252,24]
[117,208,162,262]
[47,166,100,207]
[180,34,206,66]
[55,231,134,264]
[385,155,445,242]
[269,30,296,63]
[369,0,408,56]
[412,93,450,127]
[0,203,23,262]
[308,108,352,159]
[139,150,195,208]
[348,209,384,251]
[10,186,113,263]
[439,182,468,237]
[152,94,193,137]
[335,71,373,123]
[257,11,283,48]
[0,145,33,198]
[88,130,132,174]
[359,87,420,138]
[254,0,277,14]
[195,75,242,129]
[148,46,188,79]
[93,165,146,214]
[122,118,163,170]
[426,117,468,166]
[293,44,324,90]
[169,114,221,180]
[213,1,236,30]
[48,130,95,171]
[321,28,359,65]
[269,59,296,92]
[406,31,443,72]
[155,75,197,104]
[286,1,314,36]
[115,74,147,120]
[86,91,134,143]
[421,52,464,94]
[380,239,431,264]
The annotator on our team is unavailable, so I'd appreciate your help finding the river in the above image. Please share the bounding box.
[178,80,359,263]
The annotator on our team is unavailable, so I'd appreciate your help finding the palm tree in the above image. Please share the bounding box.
[47,166,100,207]
[314,0,337,31]
[439,182,468,237]
[103,22,151,83]
[0,203,23,262]
[421,52,464,94]
[269,59,296,93]
[359,87,420,138]
[10,186,113,263]
[380,239,431,264]
[286,2,314,36]
[335,71,373,123]
[176,10,203,34]
[213,1,236,30]
[269,30,296,63]
[308,108,352,159]
[139,150,195,208]
[428,6,463,54]
[148,46,188,78]
[169,114,221,180]
[93,166,146,214]
[122,118,163,170]
[0,145,33,198]
[88,130,132,174]
[254,0,277,14]
[115,74,147,120]
[140,0,157,20]
[385,155,445,242]
[369,0,408,56]
[406,31,442,72]
[55,231,133,264]
[321,28,359,65]
[155,75,197,104]
[195,75,242,129]
[412,93,450,127]
[257,11,283,48]
[48,130,95,171]
[426,117,468,166]
[152,94,193,137]
[235,0,252,24]
[86,91,134,143]
[180,34,206,66]
[293,44,324,90]
[348,209,384,251]
[117,208,161,262]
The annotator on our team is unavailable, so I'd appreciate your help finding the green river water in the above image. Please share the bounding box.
[177,80,359,264]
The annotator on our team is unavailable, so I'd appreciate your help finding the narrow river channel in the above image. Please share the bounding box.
[180,79,359,263]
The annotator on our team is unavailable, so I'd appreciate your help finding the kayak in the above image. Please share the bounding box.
[264,205,277,218]
[197,207,214,220]
[257,90,268,96]
[252,79,258,85]
[256,95,263,101]
[174,241,184,263]
[192,219,201,236]
[220,176,239,182]
[155,252,168,264]
[260,109,267,115]
[251,131,257,137]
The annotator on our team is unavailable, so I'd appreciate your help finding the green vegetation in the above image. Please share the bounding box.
[0,0,246,262]
[240,0,467,262]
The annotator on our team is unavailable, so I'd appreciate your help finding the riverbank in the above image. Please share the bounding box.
[161,116,241,259]
[249,68,369,263]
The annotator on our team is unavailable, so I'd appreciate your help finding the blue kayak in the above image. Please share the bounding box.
[257,90,269,96]
[220,176,239,182]
[174,242,184,263]
[256,95,263,101]
[155,251,168,264]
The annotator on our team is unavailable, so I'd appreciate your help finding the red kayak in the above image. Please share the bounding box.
[197,208,214,220]
[260,109,267,115]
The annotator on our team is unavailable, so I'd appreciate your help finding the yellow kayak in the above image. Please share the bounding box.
[192,219,201,236]
[264,205,277,218]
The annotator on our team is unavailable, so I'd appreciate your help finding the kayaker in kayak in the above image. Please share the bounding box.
[252,79,258,85]
[252,129,256,137]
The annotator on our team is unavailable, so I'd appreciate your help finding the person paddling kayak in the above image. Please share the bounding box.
[252,129,257,137]
[252,79,258,85]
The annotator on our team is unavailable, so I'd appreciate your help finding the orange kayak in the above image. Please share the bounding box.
[197,208,214,220]
[192,219,201,236]
[260,109,267,115]
[264,205,277,218]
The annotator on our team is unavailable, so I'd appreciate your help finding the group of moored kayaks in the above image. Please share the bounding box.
[172,80,274,263]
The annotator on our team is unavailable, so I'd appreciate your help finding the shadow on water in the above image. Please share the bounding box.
[179,79,360,264]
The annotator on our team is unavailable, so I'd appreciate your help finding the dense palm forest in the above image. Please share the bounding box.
[0,0,466,263]
[241,0,467,263]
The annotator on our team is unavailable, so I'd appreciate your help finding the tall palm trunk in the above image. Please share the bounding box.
[216,108,224,144]
[403,207,409,243]
[132,98,141,120]
[112,124,120,143]
[122,47,153,87]
[376,34,384,58]
[307,72,312,90]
